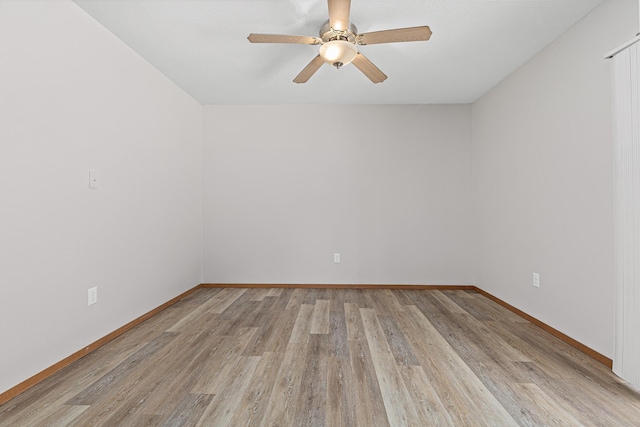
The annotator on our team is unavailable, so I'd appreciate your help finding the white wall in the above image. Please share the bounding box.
[472,0,638,357]
[203,105,472,285]
[0,1,203,395]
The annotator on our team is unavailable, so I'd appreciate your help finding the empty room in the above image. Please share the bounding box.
[2,0,640,425]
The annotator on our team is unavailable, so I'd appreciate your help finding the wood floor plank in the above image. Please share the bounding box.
[134,331,226,418]
[166,288,244,332]
[341,288,369,307]
[329,288,347,313]
[239,300,276,328]
[308,332,330,358]
[344,302,366,341]
[147,288,221,333]
[68,324,220,426]
[393,304,449,347]
[265,288,283,297]
[513,361,640,426]
[161,393,214,427]
[239,291,292,330]
[463,360,560,425]
[310,299,330,334]
[243,306,299,356]
[266,288,294,313]
[259,342,309,427]
[431,310,531,364]
[228,351,284,427]
[328,310,349,359]
[194,356,261,426]
[360,308,421,426]
[362,290,393,315]
[408,290,447,316]
[467,291,530,324]
[397,305,518,426]
[0,339,140,426]
[379,289,407,316]
[493,320,603,380]
[262,304,299,354]
[347,337,391,427]
[517,323,613,379]
[139,314,231,419]
[217,295,260,324]
[399,365,455,426]
[438,320,532,412]
[326,356,357,427]
[511,383,583,426]
[285,288,307,310]
[391,289,418,305]
[249,288,270,301]
[190,327,257,394]
[377,314,420,366]
[288,303,314,344]
[66,331,178,405]
[24,404,89,426]
[442,290,494,321]
[558,377,640,426]
[119,413,162,426]
[293,351,328,426]
[299,288,321,305]
[206,287,247,313]
[431,289,469,314]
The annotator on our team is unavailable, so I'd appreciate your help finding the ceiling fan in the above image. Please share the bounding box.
[247,0,432,84]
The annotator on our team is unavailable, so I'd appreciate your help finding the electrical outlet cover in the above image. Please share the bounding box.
[532,273,540,288]
[88,287,98,305]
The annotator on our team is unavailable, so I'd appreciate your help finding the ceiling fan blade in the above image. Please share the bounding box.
[293,55,325,84]
[351,53,387,83]
[248,34,321,45]
[328,0,351,31]
[357,26,432,45]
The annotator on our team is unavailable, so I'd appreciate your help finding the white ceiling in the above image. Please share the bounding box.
[72,0,604,105]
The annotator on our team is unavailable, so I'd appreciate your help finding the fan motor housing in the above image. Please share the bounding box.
[320,20,358,44]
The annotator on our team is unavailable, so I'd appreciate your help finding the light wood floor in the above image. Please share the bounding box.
[2,288,640,426]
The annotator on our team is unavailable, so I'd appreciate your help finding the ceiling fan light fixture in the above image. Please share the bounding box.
[247,1,432,83]
[319,40,357,68]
